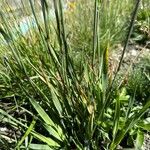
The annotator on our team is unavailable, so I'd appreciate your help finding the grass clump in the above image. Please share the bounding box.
[0,0,150,149]
[65,0,134,54]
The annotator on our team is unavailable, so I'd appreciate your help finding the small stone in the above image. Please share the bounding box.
[0,127,7,132]
[131,49,137,56]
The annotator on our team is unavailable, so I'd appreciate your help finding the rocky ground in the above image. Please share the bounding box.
[109,41,150,80]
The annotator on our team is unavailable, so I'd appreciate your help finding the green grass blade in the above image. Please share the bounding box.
[21,144,53,150]
[31,132,60,147]
[28,98,63,141]
[112,95,120,140]
[135,130,144,150]
[16,119,36,148]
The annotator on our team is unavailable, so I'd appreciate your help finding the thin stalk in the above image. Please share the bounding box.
[53,0,63,51]
[93,0,141,137]
[106,0,141,102]
[111,0,141,88]
[41,0,50,40]
[92,0,98,69]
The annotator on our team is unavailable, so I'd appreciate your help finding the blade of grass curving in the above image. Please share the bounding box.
[31,132,60,147]
[19,75,63,141]
[28,97,63,141]
[43,122,66,145]
[16,119,36,148]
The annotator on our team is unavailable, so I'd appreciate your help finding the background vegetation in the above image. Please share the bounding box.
[0,0,150,149]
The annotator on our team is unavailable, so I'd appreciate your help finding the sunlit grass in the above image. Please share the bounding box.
[0,0,149,149]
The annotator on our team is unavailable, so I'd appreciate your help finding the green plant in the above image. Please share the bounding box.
[0,0,149,149]
[65,0,134,54]
[126,54,150,103]
[131,0,150,44]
